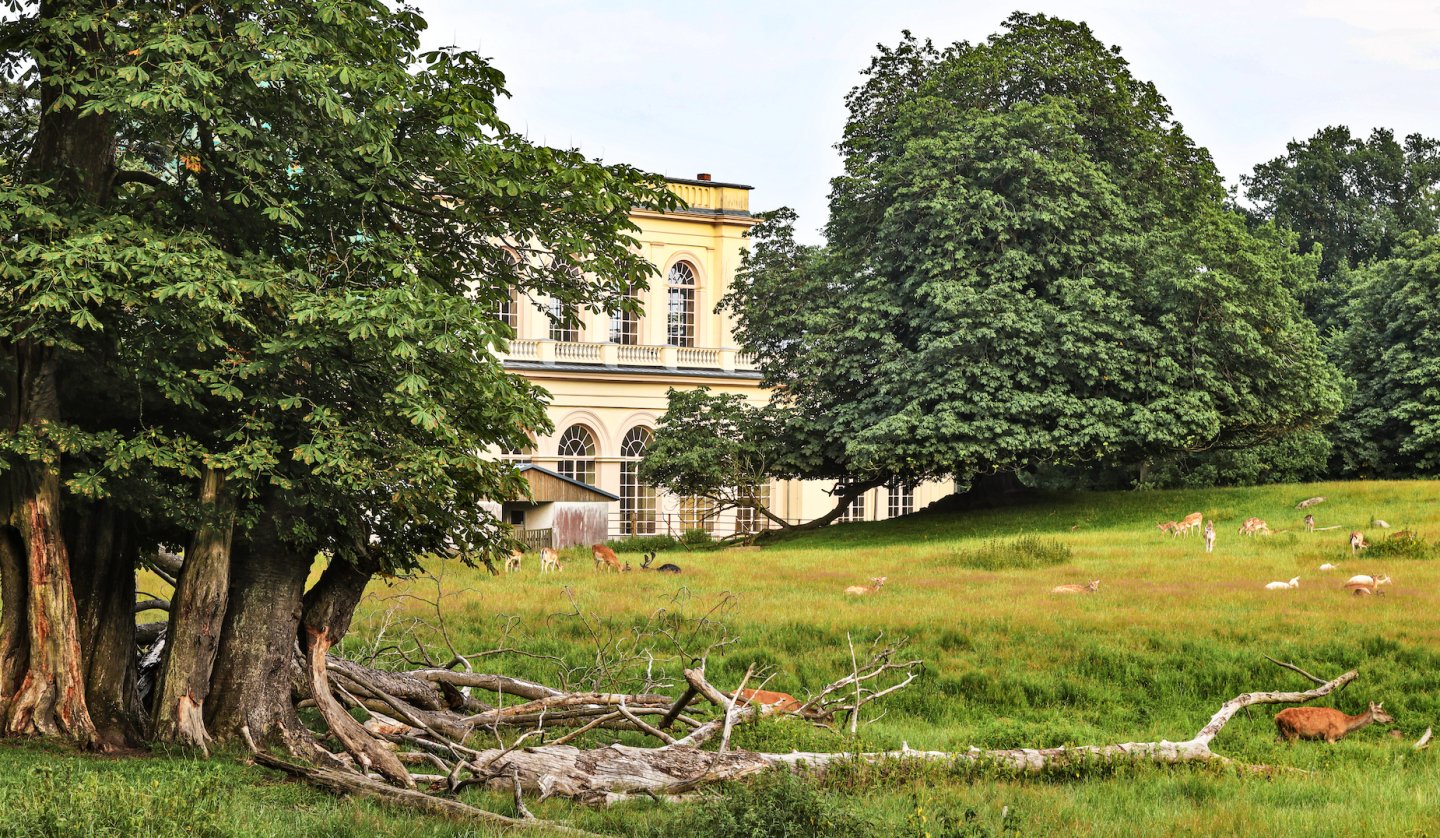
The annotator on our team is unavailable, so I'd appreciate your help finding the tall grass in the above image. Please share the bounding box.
[944,534,1073,570]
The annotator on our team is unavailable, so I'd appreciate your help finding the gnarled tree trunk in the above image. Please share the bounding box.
[204,497,313,756]
[69,499,142,749]
[150,467,234,749]
[0,528,28,725]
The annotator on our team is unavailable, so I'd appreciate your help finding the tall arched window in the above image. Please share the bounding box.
[555,425,596,485]
[666,261,696,347]
[619,427,656,534]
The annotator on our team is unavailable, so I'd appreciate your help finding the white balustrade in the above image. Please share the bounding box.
[618,345,662,365]
[553,341,603,362]
[508,340,539,360]
[677,347,720,368]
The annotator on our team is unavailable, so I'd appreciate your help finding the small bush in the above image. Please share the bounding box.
[605,534,681,554]
[1365,533,1438,560]
[681,528,713,546]
[643,768,871,838]
[946,535,1072,571]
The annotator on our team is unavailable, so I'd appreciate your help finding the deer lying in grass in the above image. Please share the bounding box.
[1177,512,1203,536]
[732,689,836,723]
[592,544,623,572]
[539,548,562,574]
[505,550,523,573]
[1051,580,1100,594]
[1319,563,1337,571]
[1350,531,1370,556]
[1264,577,1300,590]
[1204,520,1216,553]
[1275,701,1393,743]
[844,577,886,595]
[639,552,681,574]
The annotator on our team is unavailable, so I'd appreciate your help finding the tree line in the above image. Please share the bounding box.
[642,13,1440,523]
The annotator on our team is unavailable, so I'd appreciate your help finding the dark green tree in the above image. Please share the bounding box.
[712,15,1341,511]
[1241,126,1440,331]
[1330,234,1440,478]
[0,0,675,753]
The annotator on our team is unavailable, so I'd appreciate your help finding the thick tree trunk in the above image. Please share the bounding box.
[204,499,312,755]
[68,500,142,749]
[791,477,887,531]
[3,344,97,747]
[150,467,233,749]
[0,529,28,724]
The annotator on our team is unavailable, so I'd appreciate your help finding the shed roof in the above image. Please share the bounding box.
[512,464,619,503]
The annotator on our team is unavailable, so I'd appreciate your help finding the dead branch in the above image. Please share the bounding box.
[1417,728,1433,750]
[1262,655,1329,686]
[719,664,754,755]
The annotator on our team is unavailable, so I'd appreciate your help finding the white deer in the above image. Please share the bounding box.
[1264,577,1300,590]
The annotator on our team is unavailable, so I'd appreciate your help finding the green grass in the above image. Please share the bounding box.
[20,479,1440,836]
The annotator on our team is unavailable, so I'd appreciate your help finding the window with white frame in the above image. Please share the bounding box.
[666,261,696,347]
[609,284,641,345]
[498,288,519,333]
[619,427,656,534]
[555,425,596,485]
[549,297,582,342]
[835,490,865,523]
[734,482,772,533]
[680,495,716,533]
[887,480,913,519]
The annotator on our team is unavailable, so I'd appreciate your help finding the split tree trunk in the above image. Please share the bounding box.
[299,549,411,784]
[150,467,234,749]
[0,529,28,725]
[204,497,313,755]
[3,344,97,747]
[68,499,142,749]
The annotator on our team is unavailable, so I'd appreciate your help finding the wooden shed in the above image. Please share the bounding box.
[494,464,618,550]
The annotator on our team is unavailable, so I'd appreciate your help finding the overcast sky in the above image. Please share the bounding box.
[414,1,1440,242]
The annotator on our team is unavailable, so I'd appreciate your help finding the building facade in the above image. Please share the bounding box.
[494,176,947,541]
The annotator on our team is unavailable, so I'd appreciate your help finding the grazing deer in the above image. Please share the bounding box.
[539,548,562,574]
[1264,576,1300,590]
[1304,514,1315,533]
[1204,520,1216,553]
[1238,518,1270,536]
[1350,531,1369,556]
[592,544,623,572]
[639,553,681,574]
[1177,512,1203,536]
[1275,701,1393,743]
[1051,580,1100,594]
[505,550,523,573]
[1156,521,1179,537]
[844,577,886,595]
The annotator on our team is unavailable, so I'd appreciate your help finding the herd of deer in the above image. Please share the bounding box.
[504,545,681,575]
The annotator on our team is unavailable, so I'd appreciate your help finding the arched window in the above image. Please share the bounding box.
[609,284,641,345]
[549,262,583,342]
[499,439,533,463]
[555,425,596,485]
[666,261,696,347]
[497,249,520,333]
[619,427,656,534]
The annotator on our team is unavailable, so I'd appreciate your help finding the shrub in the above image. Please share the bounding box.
[647,768,871,838]
[681,528,714,546]
[1364,533,1438,560]
[605,534,681,554]
[946,535,1072,570]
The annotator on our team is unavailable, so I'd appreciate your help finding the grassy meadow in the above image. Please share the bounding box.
[8,479,1440,837]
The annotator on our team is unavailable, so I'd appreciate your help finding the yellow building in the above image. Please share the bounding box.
[494,175,948,544]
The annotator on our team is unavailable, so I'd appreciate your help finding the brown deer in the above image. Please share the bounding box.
[1350,531,1369,557]
[733,689,835,723]
[539,548,562,574]
[1177,512,1203,536]
[1274,701,1393,743]
[1156,521,1179,537]
[1051,580,1100,594]
[505,550,523,573]
[1238,517,1270,536]
[844,576,886,595]
[1304,514,1315,533]
[592,544,623,572]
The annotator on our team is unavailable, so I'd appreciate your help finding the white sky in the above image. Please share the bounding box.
[415,0,1440,242]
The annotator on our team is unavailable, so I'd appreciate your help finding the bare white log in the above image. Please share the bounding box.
[1416,728,1433,750]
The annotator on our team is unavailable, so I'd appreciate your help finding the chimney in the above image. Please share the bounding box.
[696,173,712,181]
